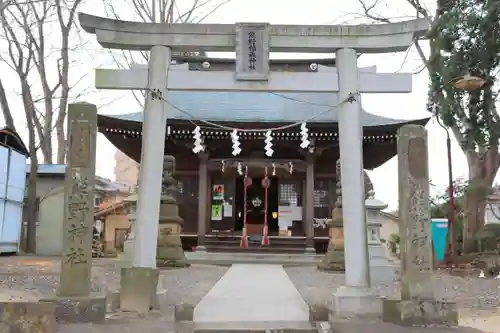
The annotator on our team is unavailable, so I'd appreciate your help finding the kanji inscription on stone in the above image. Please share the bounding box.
[235,22,270,81]
[397,125,433,300]
[59,103,97,297]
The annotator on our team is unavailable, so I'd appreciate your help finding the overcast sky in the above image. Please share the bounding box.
[1,0,474,210]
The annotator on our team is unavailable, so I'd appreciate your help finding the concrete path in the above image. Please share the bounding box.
[193,264,310,323]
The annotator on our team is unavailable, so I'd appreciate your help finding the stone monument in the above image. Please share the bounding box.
[40,102,106,323]
[382,125,458,326]
[156,155,189,267]
[318,159,374,271]
[318,159,345,271]
[119,193,137,268]
[365,191,397,283]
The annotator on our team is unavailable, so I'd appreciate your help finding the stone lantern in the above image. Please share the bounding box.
[156,155,189,268]
[317,160,345,271]
[119,193,137,268]
[365,190,397,283]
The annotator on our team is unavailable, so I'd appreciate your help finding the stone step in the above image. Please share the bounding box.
[186,252,322,266]
[190,321,317,332]
[206,245,307,254]
[205,238,307,245]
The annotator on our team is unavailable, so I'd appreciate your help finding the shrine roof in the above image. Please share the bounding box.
[100,91,430,127]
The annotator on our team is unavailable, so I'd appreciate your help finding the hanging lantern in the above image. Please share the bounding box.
[451,75,486,91]
[244,176,253,187]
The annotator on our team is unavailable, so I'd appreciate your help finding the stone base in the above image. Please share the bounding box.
[370,264,398,283]
[0,301,56,333]
[156,257,190,268]
[120,267,159,313]
[108,289,168,313]
[309,304,329,322]
[39,293,106,324]
[332,286,381,318]
[382,298,458,327]
[118,240,134,268]
[157,233,190,268]
[174,303,194,321]
[317,247,345,272]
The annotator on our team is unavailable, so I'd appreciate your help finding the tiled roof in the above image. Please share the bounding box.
[103,91,430,127]
[27,164,66,175]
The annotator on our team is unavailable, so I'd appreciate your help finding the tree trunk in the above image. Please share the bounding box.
[0,79,15,130]
[21,79,38,254]
[25,157,38,254]
[463,149,500,252]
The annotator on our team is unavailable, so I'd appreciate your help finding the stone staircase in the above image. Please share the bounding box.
[204,234,307,254]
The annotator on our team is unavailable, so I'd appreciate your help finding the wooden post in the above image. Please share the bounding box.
[196,153,208,251]
[304,156,315,253]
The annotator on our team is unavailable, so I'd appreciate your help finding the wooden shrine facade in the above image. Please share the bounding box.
[100,114,428,247]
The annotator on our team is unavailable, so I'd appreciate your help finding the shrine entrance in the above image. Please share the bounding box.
[234,176,278,235]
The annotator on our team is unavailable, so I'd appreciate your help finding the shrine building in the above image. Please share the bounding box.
[100,57,429,252]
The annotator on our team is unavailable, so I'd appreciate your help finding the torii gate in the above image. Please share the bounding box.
[79,13,428,316]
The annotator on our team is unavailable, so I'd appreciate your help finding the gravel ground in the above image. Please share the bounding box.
[3,257,500,332]
[284,266,500,331]
[0,257,227,304]
[284,267,500,310]
[0,257,228,333]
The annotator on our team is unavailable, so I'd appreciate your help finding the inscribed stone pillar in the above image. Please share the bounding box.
[196,153,208,251]
[40,102,106,324]
[382,124,458,326]
[156,155,189,267]
[397,125,433,300]
[304,157,316,253]
[59,102,97,297]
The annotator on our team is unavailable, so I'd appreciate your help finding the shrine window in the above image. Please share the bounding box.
[279,183,301,206]
[315,179,335,208]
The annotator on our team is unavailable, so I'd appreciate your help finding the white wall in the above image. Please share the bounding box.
[35,177,65,255]
[485,202,500,225]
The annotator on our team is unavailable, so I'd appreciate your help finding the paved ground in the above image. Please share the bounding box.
[194,264,309,323]
[0,257,499,332]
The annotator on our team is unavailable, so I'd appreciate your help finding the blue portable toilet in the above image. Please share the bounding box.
[431,218,449,263]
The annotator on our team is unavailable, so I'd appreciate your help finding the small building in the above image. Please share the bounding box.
[0,127,29,254]
[24,165,130,255]
[26,164,65,255]
[100,57,430,252]
[94,197,133,255]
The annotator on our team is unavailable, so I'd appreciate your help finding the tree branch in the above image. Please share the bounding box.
[0,79,15,130]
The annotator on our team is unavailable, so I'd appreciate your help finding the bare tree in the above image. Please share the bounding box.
[102,0,232,106]
[0,0,84,252]
[354,0,500,249]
